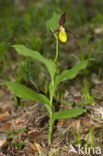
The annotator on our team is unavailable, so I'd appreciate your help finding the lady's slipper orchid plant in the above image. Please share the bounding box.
[6,12,88,146]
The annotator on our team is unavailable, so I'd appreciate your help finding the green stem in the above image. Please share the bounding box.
[48,33,59,145]
[55,36,59,63]
[50,28,59,63]
[48,90,54,145]
[48,117,54,145]
[50,80,54,106]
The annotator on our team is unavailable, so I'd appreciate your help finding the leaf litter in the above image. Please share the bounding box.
[0,80,103,156]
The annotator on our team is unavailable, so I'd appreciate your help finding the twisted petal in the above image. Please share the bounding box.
[65,28,77,39]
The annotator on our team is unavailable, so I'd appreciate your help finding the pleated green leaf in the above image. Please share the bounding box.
[6,82,50,105]
[13,45,56,81]
[55,60,88,86]
[53,108,87,119]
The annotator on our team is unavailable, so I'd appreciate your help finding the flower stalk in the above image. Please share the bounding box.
[55,35,59,63]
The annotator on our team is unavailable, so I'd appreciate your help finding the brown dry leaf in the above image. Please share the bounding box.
[0,134,7,147]
[4,87,10,92]
[28,130,35,135]
[60,104,71,111]
[70,119,81,132]
[1,122,12,130]
[33,154,38,156]
[0,101,13,112]
[16,120,25,127]
[29,142,43,152]
[29,142,37,151]
[57,119,67,128]
[13,118,25,129]
[63,104,71,110]
[0,90,4,98]
[35,143,44,152]
[0,111,10,121]
[63,90,69,98]
[74,97,82,104]
[28,130,38,141]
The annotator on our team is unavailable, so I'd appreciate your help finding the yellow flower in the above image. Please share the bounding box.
[59,26,67,43]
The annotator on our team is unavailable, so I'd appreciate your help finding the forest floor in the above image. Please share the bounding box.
[0,78,103,156]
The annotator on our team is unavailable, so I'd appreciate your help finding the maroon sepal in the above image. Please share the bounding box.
[59,12,66,26]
